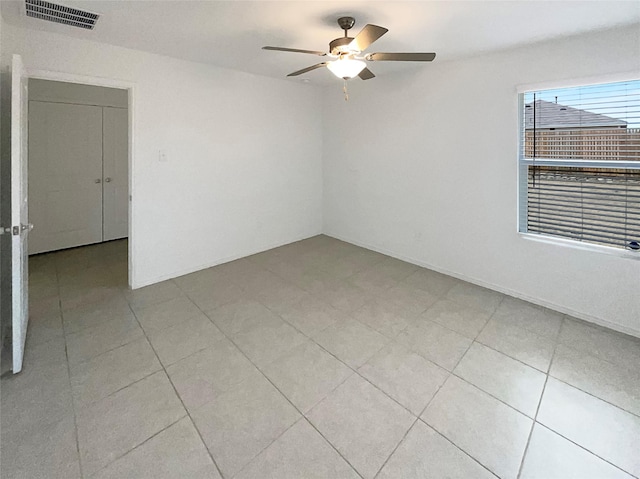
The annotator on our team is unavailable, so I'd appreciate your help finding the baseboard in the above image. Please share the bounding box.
[131,230,323,289]
[324,231,640,339]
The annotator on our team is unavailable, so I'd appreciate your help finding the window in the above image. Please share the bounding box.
[519,80,640,251]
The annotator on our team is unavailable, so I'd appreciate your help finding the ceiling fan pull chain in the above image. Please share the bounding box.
[343,79,349,101]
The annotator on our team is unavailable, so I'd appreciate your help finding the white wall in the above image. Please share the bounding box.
[1,23,323,287]
[323,25,640,336]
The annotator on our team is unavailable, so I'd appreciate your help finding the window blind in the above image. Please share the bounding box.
[520,80,640,250]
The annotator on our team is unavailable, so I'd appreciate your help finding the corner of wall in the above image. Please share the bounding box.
[318,25,640,336]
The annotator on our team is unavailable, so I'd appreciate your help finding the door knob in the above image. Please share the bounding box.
[104,177,112,183]
[95,179,101,184]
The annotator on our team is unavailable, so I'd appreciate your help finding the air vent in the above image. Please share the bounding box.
[25,0,99,30]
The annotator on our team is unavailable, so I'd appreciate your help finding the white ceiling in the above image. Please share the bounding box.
[2,1,639,85]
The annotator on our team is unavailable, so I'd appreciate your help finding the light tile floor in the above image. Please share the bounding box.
[2,235,639,479]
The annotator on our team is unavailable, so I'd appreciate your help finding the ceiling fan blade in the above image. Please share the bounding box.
[263,46,326,56]
[366,52,436,62]
[287,63,328,77]
[349,24,388,52]
[358,68,375,80]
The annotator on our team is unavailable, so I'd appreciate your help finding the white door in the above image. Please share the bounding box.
[11,55,30,374]
[102,107,128,241]
[28,101,103,254]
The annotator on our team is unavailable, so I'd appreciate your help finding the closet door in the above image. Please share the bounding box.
[28,101,103,254]
[102,107,128,241]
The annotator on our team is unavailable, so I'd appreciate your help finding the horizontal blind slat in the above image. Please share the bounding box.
[526,166,640,248]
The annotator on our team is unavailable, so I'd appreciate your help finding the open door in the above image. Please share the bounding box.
[11,54,31,374]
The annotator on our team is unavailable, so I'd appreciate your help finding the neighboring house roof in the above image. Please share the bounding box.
[525,99,627,129]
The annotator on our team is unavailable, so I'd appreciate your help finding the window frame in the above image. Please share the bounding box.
[516,74,640,258]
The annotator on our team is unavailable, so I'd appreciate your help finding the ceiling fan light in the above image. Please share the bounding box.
[327,58,366,79]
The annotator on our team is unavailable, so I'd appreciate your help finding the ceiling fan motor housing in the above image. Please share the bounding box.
[330,36,356,55]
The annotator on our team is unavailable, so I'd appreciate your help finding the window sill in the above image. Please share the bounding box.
[519,232,640,260]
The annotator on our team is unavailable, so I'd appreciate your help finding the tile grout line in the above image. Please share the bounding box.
[371,369,451,479]
[310,336,420,416]
[71,363,163,411]
[547,377,640,420]
[370,418,418,478]
[86,415,188,478]
[175,269,354,468]
[523,318,640,479]
[59,253,208,477]
[256,248,406,322]
[280,310,420,418]
[552,331,640,372]
[55,243,139,478]
[564,313,640,345]
[220,279,432,423]
[55,257,86,479]
[515,315,565,479]
[64,326,144,367]
[435,297,562,421]
[255,288,456,427]
[473,338,553,374]
[125,302,226,479]
[417,416,502,479]
[267,246,463,323]
[413,291,504,341]
[469,295,565,376]
[264,380,366,479]
[183,295,366,479]
[238,279,503,479]
[60,293,152,337]
[545,339,640,419]
[445,304,557,421]
[64,317,143,359]
[533,421,640,479]
[375,369,499,479]
[417,371,537,478]
[448,368,540,420]
[61,305,124,338]
[412,346,504,479]
[378,295,528,479]
[227,416,313,479]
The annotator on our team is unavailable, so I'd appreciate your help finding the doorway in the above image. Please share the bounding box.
[28,79,129,254]
[26,70,135,288]
[2,64,136,374]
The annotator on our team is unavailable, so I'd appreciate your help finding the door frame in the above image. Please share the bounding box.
[27,69,136,288]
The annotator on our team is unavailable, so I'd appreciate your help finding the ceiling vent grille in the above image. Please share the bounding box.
[25,0,99,30]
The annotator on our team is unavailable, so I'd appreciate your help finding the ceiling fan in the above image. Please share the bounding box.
[263,16,436,81]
